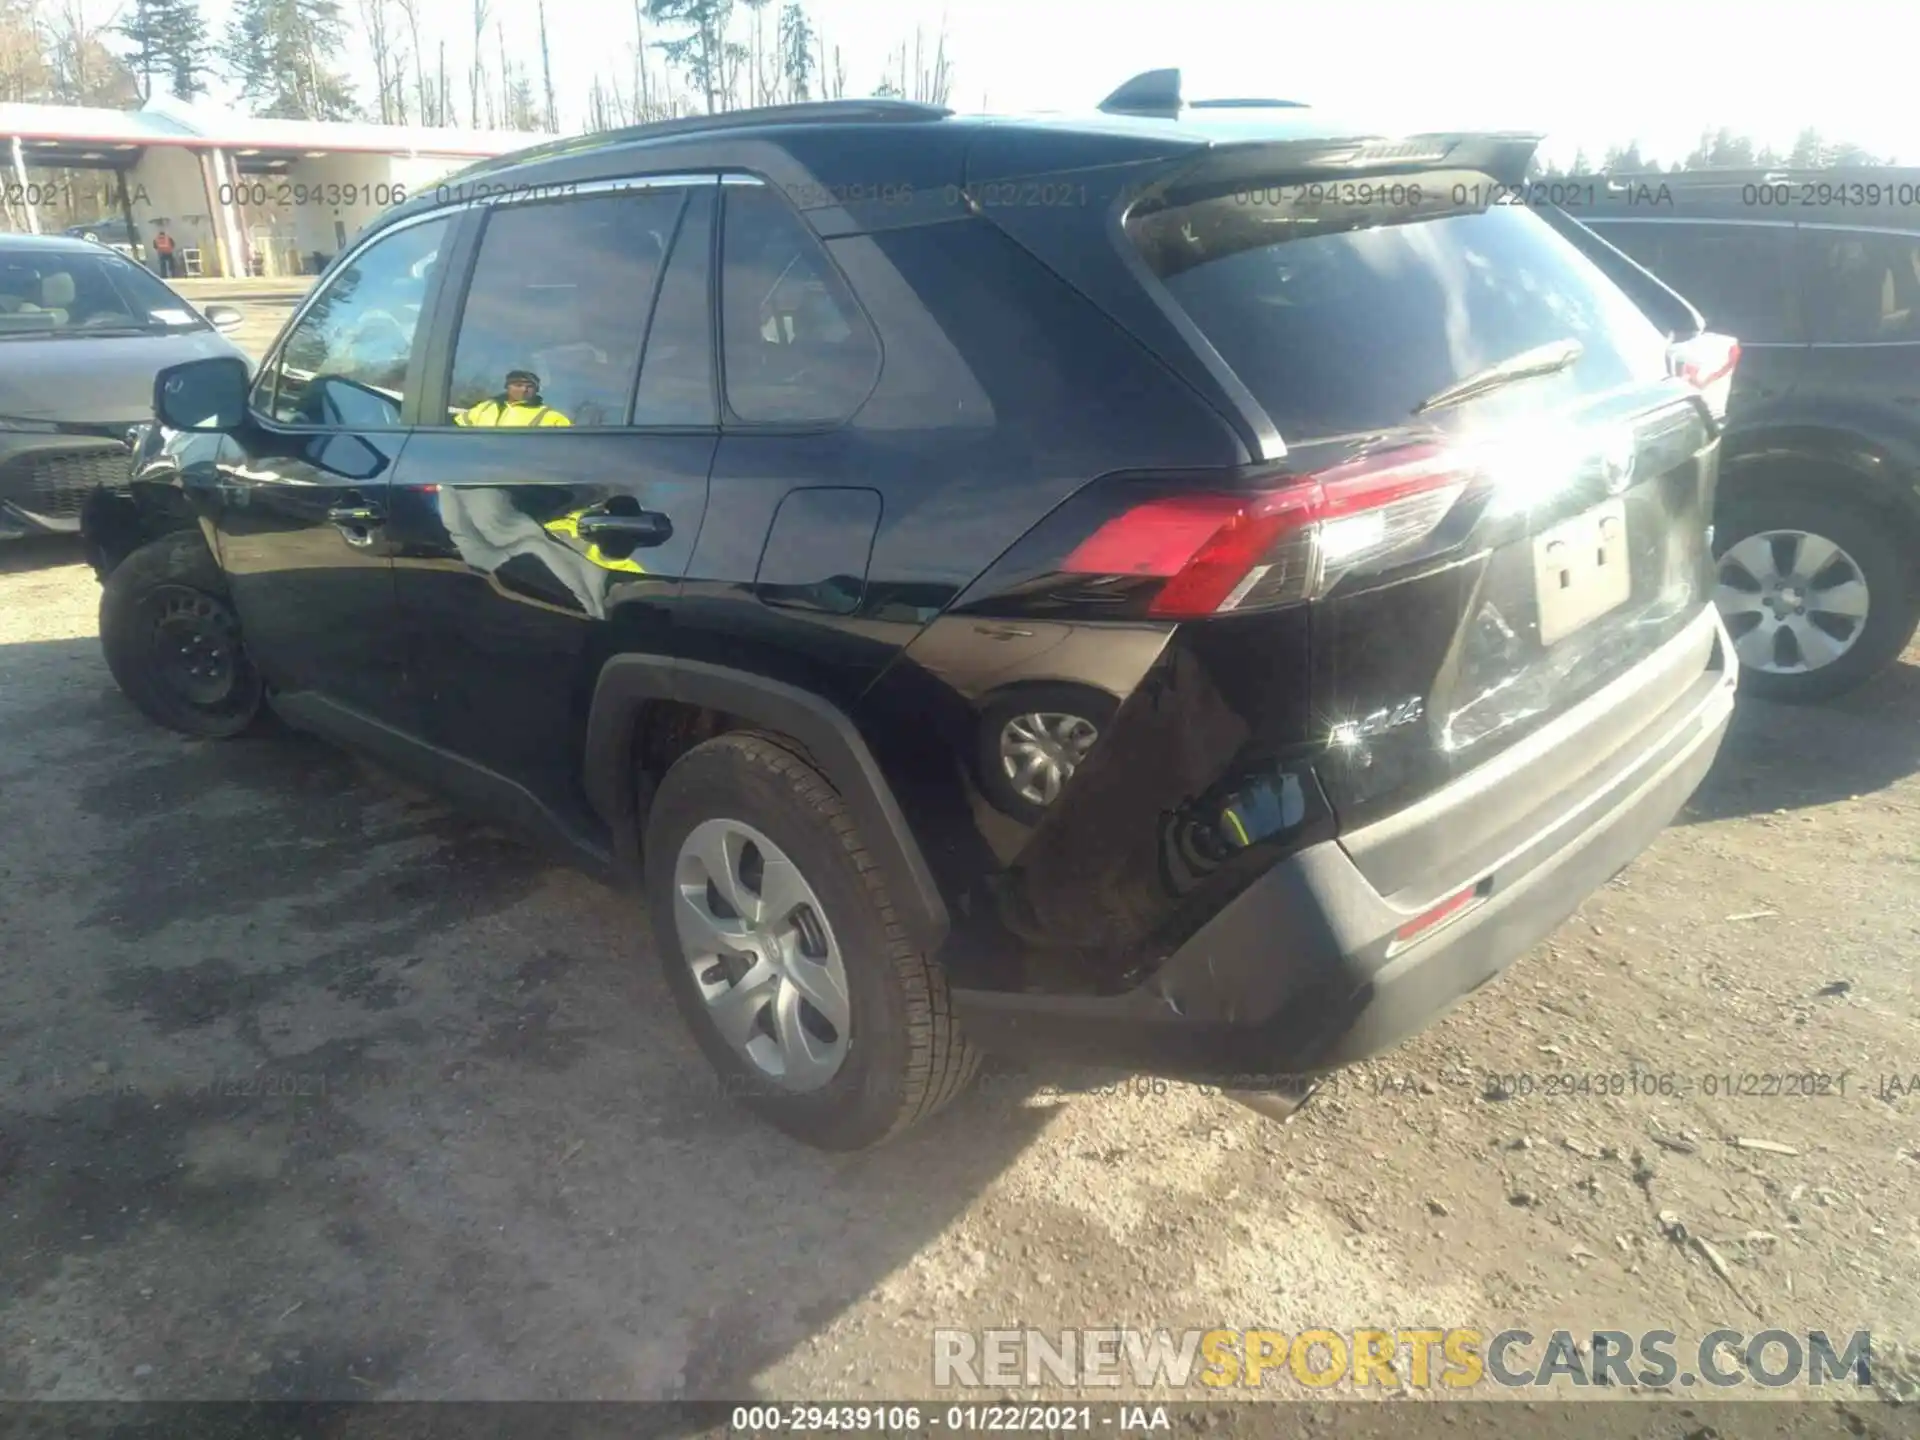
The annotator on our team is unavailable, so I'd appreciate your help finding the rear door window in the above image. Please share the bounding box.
[1127,178,1672,443]
[1800,229,1920,343]
[1588,221,1801,344]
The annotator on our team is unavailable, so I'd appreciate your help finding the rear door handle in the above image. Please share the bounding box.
[576,511,672,547]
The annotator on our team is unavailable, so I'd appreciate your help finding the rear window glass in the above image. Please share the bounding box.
[1127,175,1672,442]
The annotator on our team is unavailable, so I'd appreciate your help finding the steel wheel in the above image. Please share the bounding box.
[672,817,850,1093]
[148,584,244,708]
[1714,528,1872,675]
[998,712,1099,807]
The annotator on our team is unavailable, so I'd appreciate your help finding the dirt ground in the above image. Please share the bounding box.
[0,288,1916,1422]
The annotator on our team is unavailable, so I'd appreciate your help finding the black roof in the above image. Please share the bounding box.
[368,79,1543,250]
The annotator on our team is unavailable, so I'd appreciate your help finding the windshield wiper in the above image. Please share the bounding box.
[1413,338,1585,416]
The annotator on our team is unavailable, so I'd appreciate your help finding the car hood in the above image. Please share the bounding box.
[0,329,248,423]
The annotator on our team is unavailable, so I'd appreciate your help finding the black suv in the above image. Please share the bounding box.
[1578,169,1920,700]
[83,75,1737,1149]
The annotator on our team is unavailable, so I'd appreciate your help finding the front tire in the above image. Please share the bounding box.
[99,531,265,738]
[1713,490,1918,704]
[644,731,978,1150]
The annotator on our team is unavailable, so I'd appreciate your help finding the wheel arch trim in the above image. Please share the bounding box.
[1718,424,1920,535]
[583,655,951,954]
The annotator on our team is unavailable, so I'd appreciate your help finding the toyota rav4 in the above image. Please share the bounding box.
[82,72,1738,1149]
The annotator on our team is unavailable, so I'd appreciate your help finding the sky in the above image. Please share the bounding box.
[189,0,1915,167]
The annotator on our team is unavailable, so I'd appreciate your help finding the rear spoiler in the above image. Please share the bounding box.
[1139,130,1548,202]
[1533,205,1705,342]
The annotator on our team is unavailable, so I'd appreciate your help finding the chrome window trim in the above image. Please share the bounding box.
[483,172,725,206]
[1797,221,1920,238]
[1581,215,1789,229]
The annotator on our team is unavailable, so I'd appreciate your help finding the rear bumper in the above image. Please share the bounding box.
[953,606,1736,1083]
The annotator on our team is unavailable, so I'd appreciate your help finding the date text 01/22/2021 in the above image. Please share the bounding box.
[728,1404,1172,1435]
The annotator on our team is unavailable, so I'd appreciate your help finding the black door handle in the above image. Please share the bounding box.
[576,511,672,546]
[327,501,385,549]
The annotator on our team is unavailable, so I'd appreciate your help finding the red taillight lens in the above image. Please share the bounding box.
[1669,332,1740,423]
[1061,445,1473,618]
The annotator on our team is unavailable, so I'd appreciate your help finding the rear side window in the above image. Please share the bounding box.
[1126,179,1672,443]
[1802,229,1920,343]
[1590,221,1800,343]
[719,185,879,424]
[447,189,684,427]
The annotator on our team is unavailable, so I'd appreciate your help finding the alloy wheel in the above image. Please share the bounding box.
[672,818,850,1092]
[1714,529,1871,674]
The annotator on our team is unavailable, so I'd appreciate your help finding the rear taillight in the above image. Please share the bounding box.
[1061,445,1474,618]
[1669,332,1740,423]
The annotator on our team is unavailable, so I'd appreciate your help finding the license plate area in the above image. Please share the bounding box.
[1533,498,1631,645]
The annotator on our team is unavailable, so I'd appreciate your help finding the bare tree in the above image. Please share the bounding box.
[0,0,54,102]
[394,0,429,123]
[47,0,138,105]
[360,0,396,122]
[813,30,843,99]
[468,0,488,126]
[537,0,555,129]
[495,15,507,124]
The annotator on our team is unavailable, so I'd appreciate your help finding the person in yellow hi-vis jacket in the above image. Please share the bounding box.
[455,369,572,427]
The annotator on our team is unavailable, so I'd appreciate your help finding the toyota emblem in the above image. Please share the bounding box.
[1599,433,1637,495]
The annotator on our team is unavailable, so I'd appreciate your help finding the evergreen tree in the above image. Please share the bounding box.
[647,0,732,114]
[1787,127,1826,167]
[159,0,211,98]
[775,1,813,102]
[225,0,357,118]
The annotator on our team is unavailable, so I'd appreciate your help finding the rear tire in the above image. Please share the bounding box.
[644,731,978,1150]
[1713,490,1918,704]
[99,531,265,738]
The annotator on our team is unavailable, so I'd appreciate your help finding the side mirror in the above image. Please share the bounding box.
[154,355,250,433]
[203,303,244,332]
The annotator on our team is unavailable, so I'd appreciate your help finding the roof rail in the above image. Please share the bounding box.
[1189,98,1311,110]
[442,98,952,182]
[1097,69,1307,117]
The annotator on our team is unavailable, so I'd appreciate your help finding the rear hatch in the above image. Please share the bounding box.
[1113,155,1722,835]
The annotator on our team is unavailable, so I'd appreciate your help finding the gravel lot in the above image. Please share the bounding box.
[1,287,1916,1419]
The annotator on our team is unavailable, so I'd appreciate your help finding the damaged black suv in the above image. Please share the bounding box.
[84,72,1736,1149]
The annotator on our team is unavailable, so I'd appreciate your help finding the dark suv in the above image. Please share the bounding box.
[1579,170,1920,700]
[82,76,1737,1149]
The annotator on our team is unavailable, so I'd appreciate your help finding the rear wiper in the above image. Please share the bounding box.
[1413,338,1584,416]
